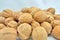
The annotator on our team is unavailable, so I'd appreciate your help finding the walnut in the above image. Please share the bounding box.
[52,25,60,39]
[0,27,17,40]
[41,22,52,34]
[7,21,18,29]
[32,27,47,40]
[18,13,33,23]
[34,11,47,22]
[17,23,32,40]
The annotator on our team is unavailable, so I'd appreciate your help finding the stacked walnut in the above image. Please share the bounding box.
[0,7,60,40]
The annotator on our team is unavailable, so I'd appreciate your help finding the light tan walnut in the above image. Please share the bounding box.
[0,23,6,29]
[17,23,32,40]
[52,25,60,39]
[41,22,52,34]
[32,27,47,40]
[46,15,54,23]
[31,21,40,29]
[30,7,41,16]
[18,13,33,23]
[34,11,47,22]
[0,27,17,40]
[5,17,14,25]
[51,20,60,28]
[7,21,18,29]
[0,16,5,24]
[0,9,13,18]
[47,8,55,14]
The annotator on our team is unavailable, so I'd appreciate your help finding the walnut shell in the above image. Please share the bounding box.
[0,9,13,18]
[31,21,40,29]
[17,23,32,40]
[34,11,47,22]
[0,27,17,40]
[47,8,55,14]
[5,17,14,25]
[41,22,52,34]
[32,27,47,40]
[52,25,60,39]
[51,20,60,28]
[0,23,6,29]
[46,15,54,23]
[7,21,18,29]
[0,16,5,24]
[30,7,41,16]
[18,13,33,23]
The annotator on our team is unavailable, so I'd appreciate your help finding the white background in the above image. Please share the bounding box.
[0,0,60,13]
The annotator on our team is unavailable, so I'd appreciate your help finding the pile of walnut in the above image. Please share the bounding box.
[0,7,60,40]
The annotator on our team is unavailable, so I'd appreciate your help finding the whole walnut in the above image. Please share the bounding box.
[52,25,60,39]
[31,21,40,29]
[41,22,52,34]
[7,21,18,29]
[18,13,33,23]
[51,20,60,28]
[0,9,13,18]
[34,11,47,22]
[47,8,55,14]
[5,17,14,25]
[30,7,41,16]
[32,27,47,40]
[17,23,32,40]
[0,27,17,40]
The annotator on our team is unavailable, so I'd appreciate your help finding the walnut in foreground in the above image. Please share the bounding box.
[52,25,60,39]
[41,22,52,34]
[17,23,32,40]
[0,27,17,40]
[32,27,47,40]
